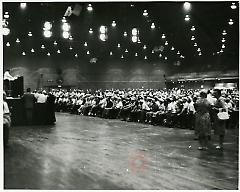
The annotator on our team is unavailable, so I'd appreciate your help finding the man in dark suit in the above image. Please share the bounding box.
[22,88,36,125]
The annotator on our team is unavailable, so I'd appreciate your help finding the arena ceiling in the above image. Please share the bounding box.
[3,1,239,72]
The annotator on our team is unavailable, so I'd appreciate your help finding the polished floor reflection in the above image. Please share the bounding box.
[4,113,238,189]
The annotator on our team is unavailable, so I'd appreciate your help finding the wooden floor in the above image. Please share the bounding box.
[4,112,239,189]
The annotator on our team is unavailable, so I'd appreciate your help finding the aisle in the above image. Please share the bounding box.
[4,112,238,189]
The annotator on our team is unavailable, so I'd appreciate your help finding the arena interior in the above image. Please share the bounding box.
[2,1,239,190]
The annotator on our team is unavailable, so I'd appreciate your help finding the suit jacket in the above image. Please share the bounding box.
[22,93,36,109]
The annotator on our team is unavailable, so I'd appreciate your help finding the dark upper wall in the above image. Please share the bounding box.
[4,54,168,91]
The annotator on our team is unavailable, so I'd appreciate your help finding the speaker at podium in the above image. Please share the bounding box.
[4,76,24,98]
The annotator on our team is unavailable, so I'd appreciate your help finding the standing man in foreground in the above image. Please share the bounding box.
[22,88,36,125]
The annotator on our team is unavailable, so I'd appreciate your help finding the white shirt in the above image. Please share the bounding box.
[4,71,17,81]
[207,94,216,105]
[142,101,150,111]
[35,93,48,103]
[167,102,177,113]
[3,101,10,114]
[116,101,123,109]
[187,101,196,114]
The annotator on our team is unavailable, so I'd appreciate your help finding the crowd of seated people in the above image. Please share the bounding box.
[52,88,239,129]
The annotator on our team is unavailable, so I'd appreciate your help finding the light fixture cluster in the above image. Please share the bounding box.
[131,28,140,43]
[141,8,184,62]
[2,12,10,35]
[99,25,108,41]
[20,3,27,9]
[61,17,71,39]
[215,2,237,55]
[216,29,227,55]
[43,21,52,38]
[87,4,93,12]
[183,2,202,56]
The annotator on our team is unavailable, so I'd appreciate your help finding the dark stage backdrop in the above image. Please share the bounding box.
[4,55,168,91]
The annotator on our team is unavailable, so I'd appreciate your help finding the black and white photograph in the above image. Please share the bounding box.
[2,1,239,190]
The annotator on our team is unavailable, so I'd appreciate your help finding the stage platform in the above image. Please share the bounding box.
[4,112,239,189]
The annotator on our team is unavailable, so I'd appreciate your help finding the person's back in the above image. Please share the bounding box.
[22,90,36,109]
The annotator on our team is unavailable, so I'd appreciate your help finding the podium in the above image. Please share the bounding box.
[4,76,24,97]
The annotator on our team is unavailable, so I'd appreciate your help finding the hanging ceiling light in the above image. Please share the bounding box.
[125,49,128,53]
[4,12,9,19]
[143,45,147,49]
[123,32,127,37]
[6,42,10,47]
[57,50,61,54]
[87,4,93,12]
[161,34,166,39]
[165,41,168,45]
[22,52,26,56]
[191,26,195,31]
[3,27,10,36]
[183,2,191,11]
[112,21,116,27]
[197,48,201,52]
[132,36,138,43]
[171,46,175,51]
[152,50,154,54]
[135,53,138,57]
[184,15,190,21]
[231,3,237,9]
[84,42,88,47]
[198,52,202,56]
[151,23,155,29]
[110,51,113,56]
[69,36,73,40]
[222,44,225,49]
[44,21,52,30]
[194,43,197,47]
[222,30,227,35]
[228,19,234,25]
[159,53,162,57]
[89,28,93,34]
[144,56,147,60]
[62,17,67,23]
[220,49,223,53]
[164,57,167,60]
[222,38,225,43]
[28,32,32,36]
[41,45,45,49]
[87,51,90,55]
[99,33,107,41]
[75,54,78,58]
[62,31,70,39]
[62,23,70,31]
[69,46,73,50]
[20,3,27,9]
[177,51,180,55]
[143,10,148,16]
[47,52,51,56]
[121,55,124,59]
[16,38,20,43]
[191,36,195,41]
[43,30,52,38]
[31,48,35,53]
